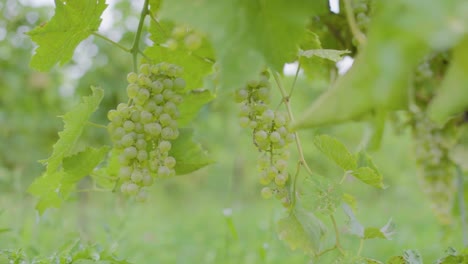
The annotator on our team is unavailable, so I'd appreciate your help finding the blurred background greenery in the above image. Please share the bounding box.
[0,0,465,263]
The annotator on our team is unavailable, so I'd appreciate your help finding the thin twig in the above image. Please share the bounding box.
[92,32,130,52]
[130,0,150,72]
[330,215,345,255]
[343,0,366,46]
[288,61,302,98]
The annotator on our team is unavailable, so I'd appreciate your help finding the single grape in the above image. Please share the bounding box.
[261,187,273,199]
[127,72,138,83]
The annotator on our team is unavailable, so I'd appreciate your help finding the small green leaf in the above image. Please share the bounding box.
[387,256,406,264]
[343,193,358,213]
[170,129,214,175]
[299,49,350,62]
[28,171,72,214]
[178,90,215,127]
[343,203,364,238]
[28,0,107,70]
[403,250,423,264]
[41,87,104,175]
[352,167,385,189]
[62,146,109,184]
[313,135,357,171]
[300,176,342,216]
[277,209,327,255]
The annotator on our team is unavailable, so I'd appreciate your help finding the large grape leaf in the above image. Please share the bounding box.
[178,90,215,127]
[28,0,107,71]
[62,146,110,184]
[313,135,357,171]
[28,171,72,214]
[277,209,327,255]
[41,87,104,175]
[294,0,468,129]
[170,129,214,175]
[159,0,328,89]
[428,37,468,125]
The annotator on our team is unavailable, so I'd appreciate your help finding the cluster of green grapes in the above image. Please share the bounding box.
[353,0,371,33]
[164,24,204,51]
[107,63,186,201]
[235,73,295,208]
[412,109,455,224]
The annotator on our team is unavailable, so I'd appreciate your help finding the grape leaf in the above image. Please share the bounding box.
[62,146,109,184]
[160,0,328,89]
[428,37,468,125]
[313,135,357,171]
[387,256,406,264]
[28,0,107,71]
[41,87,104,175]
[28,171,72,214]
[352,167,385,189]
[300,176,342,216]
[299,49,350,62]
[294,0,468,129]
[91,149,120,189]
[178,90,216,127]
[343,203,365,238]
[403,250,423,264]
[364,219,395,240]
[170,129,214,175]
[145,20,214,89]
[277,209,327,255]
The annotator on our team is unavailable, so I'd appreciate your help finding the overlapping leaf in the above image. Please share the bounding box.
[178,90,215,127]
[160,0,328,89]
[313,135,357,171]
[28,0,107,70]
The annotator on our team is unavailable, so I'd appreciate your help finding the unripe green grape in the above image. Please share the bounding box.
[165,39,178,50]
[172,26,187,39]
[261,187,273,199]
[144,123,162,136]
[123,120,135,132]
[140,111,153,124]
[131,169,143,183]
[239,104,250,116]
[137,89,150,103]
[107,109,119,121]
[153,94,164,104]
[164,156,176,169]
[262,109,275,122]
[255,130,268,142]
[249,120,258,129]
[130,111,141,123]
[134,123,144,133]
[119,166,132,180]
[281,196,291,208]
[170,94,183,104]
[161,127,174,139]
[158,141,172,153]
[136,190,148,202]
[257,87,270,101]
[159,113,172,126]
[184,33,202,50]
[158,166,171,177]
[139,64,150,75]
[239,117,250,127]
[259,171,271,185]
[112,127,126,140]
[163,79,173,90]
[269,131,281,143]
[127,72,138,83]
[136,138,147,150]
[137,150,148,162]
[235,89,249,102]
[121,133,135,147]
[254,103,268,114]
[151,80,164,94]
[274,113,287,127]
[163,89,175,101]
[275,173,288,186]
[137,74,151,86]
[142,174,153,186]
[248,79,259,87]
[285,133,295,143]
[124,146,137,159]
[110,114,124,126]
[172,129,180,139]
[275,159,288,172]
[277,126,288,136]
[126,183,139,195]
[267,166,278,180]
[173,78,186,91]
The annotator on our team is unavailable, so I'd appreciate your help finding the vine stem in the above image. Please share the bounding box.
[330,215,345,255]
[86,121,107,129]
[343,0,367,46]
[357,238,364,256]
[272,72,313,176]
[92,32,130,52]
[130,0,150,72]
[456,165,468,247]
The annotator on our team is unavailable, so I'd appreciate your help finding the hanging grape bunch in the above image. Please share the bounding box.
[164,24,204,51]
[235,72,296,208]
[107,63,186,201]
[411,109,456,225]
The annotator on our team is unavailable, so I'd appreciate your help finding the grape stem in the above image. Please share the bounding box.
[86,121,107,129]
[272,72,313,176]
[331,215,346,255]
[92,32,130,53]
[357,238,364,256]
[130,0,150,72]
[343,0,367,46]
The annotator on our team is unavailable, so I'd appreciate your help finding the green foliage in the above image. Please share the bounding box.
[277,209,327,255]
[28,0,107,70]
[170,128,214,175]
[159,0,328,89]
[299,49,350,62]
[313,135,357,171]
[178,90,215,127]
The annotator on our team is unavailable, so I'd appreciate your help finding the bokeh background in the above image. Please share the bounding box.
[0,0,465,263]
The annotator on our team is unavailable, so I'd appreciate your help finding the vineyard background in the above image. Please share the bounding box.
[1,0,467,263]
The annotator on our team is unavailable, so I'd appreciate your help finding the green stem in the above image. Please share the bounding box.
[330,215,345,255]
[288,61,302,98]
[343,0,366,46]
[273,72,313,177]
[456,165,468,247]
[357,238,364,256]
[92,32,130,52]
[130,0,150,72]
[148,12,169,38]
[86,121,107,129]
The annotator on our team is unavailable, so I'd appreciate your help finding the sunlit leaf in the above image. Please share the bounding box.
[313,135,357,171]
[178,90,215,127]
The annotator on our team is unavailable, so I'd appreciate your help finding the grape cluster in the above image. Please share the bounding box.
[353,0,371,31]
[107,63,186,201]
[412,109,455,224]
[235,73,295,208]
[164,24,204,51]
